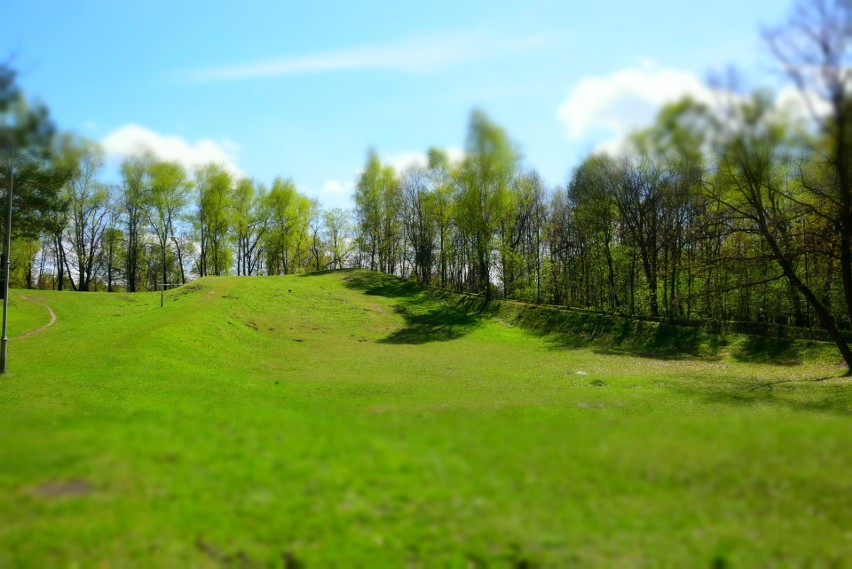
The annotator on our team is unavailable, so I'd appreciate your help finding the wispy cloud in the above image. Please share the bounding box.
[187,30,551,82]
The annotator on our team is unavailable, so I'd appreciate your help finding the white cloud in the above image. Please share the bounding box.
[775,85,833,123]
[593,137,633,158]
[320,180,354,194]
[558,60,833,158]
[385,147,466,172]
[387,151,430,171]
[100,123,242,176]
[188,30,550,81]
[557,60,718,143]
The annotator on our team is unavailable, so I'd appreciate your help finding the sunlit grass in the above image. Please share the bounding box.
[1,270,849,567]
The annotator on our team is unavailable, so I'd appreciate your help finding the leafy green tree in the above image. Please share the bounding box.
[232,178,268,276]
[400,165,434,283]
[427,148,455,288]
[195,163,233,276]
[101,223,124,292]
[569,156,621,310]
[455,110,517,300]
[57,138,111,291]
[766,0,852,326]
[711,94,852,371]
[307,199,325,271]
[119,155,151,291]
[0,65,68,297]
[143,160,191,288]
[511,169,547,303]
[354,149,385,271]
[264,177,312,274]
[9,237,39,288]
[322,208,352,270]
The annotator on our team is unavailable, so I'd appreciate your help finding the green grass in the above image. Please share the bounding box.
[1,269,850,567]
[6,293,53,339]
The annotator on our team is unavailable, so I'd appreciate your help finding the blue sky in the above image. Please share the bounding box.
[4,0,792,209]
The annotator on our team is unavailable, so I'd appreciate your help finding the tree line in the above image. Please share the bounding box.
[5,138,355,292]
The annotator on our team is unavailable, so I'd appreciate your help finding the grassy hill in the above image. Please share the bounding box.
[1,269,850,567]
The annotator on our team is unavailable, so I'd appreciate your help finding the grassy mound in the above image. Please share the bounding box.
[430,288,841,365]
[1,270,849,567]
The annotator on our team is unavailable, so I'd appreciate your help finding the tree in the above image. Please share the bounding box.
[195,163,233,276]
[58,138,110,291]
[101,222,123,292]
[143,160,191,289]
[120,155,150,291]
[501,169,546,302]
[354,150,385,271]
[322,208,352,269]
[427,148,455,288]
[264,177,312,275]
[0,65,67,298]
[455,110,517,300]
[711,93,852,372]
[306,199,324,271]
[569,156,621,311]
[400,165,434,283]
[232,178,268,276]
[766,0,852,325]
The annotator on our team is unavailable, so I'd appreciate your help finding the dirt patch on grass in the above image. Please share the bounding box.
[365,302,388,315]
[13,294,57,338]
[29,479,93,498]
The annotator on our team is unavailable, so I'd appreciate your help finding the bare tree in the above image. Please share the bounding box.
[766,0,852,323]
[61,140,110,291]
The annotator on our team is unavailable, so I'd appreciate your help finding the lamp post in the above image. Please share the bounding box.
[159,283,174,308]
[1,149,13,374]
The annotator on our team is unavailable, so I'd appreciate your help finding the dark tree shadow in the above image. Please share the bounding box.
[344,270,422,299]
[670,375,851,416]
[497,304,727,360]
[590,322,727,361]
[730,336,803,365]
[379,304,479,344]
[299,270,836,365]
[316,269,482,344]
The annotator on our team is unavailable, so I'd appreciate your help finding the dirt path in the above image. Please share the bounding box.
[13,294,57,338]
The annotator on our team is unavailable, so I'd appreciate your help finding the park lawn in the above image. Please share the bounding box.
[0,269,849,567]
[6,293,53,340]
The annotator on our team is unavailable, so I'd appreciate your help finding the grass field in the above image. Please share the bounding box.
[0,269,850,567]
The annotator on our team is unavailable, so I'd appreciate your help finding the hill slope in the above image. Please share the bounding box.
[1,270,850,567]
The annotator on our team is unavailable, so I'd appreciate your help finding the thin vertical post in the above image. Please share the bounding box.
[1,150,14,374]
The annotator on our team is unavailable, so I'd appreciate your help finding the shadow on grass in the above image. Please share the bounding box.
[594,322,730,361]
[730,335,803,365]
[671,375,851,416]
[500,305,727,361]
[307,269,481,344]
[300,270,836,366]
[300,268,419,298]
[380,304,479,344]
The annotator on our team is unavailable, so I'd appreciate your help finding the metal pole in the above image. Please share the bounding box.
[160,283,173,308]
[1,150,14,374]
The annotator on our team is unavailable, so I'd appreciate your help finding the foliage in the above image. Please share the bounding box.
[0,65,68,244]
